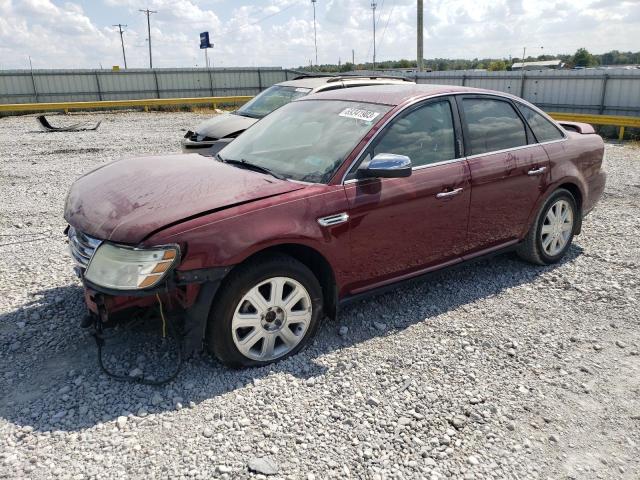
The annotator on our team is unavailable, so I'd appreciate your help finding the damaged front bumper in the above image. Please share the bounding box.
[67,225,232,354]
[181,131,234,155]
[81,267,231,354]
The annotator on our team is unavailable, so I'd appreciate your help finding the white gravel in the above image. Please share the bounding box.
[1,111,639,480]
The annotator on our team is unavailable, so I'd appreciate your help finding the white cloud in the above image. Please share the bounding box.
[0,0,638,70]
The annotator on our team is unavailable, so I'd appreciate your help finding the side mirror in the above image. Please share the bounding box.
[358,153,412,179]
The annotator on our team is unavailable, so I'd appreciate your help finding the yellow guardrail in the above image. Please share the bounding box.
[549,112,640,140]
[0,96,253,113]
[1,99,637,140]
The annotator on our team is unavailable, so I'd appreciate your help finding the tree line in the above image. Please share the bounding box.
[297,49,640,73]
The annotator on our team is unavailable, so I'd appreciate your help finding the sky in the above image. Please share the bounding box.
[0,0,638,70]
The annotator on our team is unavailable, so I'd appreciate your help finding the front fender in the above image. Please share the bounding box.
[144,184,352,290]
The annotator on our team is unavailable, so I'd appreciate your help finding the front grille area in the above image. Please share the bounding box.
[68,226,101,268]
[184,130,217,142]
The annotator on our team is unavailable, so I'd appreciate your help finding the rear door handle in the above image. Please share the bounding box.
[527,166,547,176]
[436,187,463,199]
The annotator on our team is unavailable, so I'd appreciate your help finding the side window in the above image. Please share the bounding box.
[462,98,527,155]
[517,104,564,143]
[372,101,456,168]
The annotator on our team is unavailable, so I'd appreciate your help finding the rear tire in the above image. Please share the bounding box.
[206,254,323,368]
[517,188,578,265]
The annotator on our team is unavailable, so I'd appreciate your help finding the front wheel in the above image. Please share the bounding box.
[517,188,578,265]
[206,255,323,368]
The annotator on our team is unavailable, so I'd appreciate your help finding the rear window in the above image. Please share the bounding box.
[462,98,527,155]
[517,104,565,143]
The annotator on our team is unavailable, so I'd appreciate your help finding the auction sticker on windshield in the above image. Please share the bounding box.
[339,108,380,122]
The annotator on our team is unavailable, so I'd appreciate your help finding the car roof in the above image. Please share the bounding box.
[297,84,517,107]
[276,75,413,91]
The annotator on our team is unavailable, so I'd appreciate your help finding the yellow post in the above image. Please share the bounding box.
[618,126,625,141]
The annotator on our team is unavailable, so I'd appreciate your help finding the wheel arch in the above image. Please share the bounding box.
[557,182,583,212]
[524,180,585,239]
[555,182,583,235]
[228,243,338,320]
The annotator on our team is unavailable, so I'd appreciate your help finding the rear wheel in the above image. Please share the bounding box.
[517,189,578,265]
[206,255,323,368]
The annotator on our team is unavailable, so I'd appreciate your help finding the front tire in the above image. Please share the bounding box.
[206,254,323,368]
[517,188,578,265]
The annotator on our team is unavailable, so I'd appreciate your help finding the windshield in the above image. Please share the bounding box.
[236,85,312,118]
[220,100,391,183]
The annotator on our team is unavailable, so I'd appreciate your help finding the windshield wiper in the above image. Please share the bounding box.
[220,157,286,180]
[234,110,261,119]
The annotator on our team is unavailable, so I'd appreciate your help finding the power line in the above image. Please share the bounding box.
[372,1,377,71]
[379,0,395,56]
[234,2,300,30]
[365,0,384,67]
[139,9,157,68]
[416,0,423,71]
[311,0,318,67]
[112,24,128,69]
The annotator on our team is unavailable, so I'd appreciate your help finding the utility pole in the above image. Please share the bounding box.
[417,0,424,72]
[139,8,157,68]
[371,2,377,71]
[311,0,318,67]
[352,49,355,65]
[113,24,128,69]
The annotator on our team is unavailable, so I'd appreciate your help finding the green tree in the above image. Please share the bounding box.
[573,48,596,67]
[339,62,354,72]
[488,60,507,71]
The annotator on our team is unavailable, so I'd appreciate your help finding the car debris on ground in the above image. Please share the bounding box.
[37,114,102,132]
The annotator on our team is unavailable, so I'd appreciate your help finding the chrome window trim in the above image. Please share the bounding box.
[537,137,568,147]
[340,91,568,185]
[343,156,467,185]
[465,137,568,160]
[411,157,466,171]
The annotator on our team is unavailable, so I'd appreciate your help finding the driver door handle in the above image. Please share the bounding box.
[436,187,463,199]
[527,166,547,176]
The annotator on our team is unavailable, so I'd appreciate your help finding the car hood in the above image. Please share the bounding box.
[64,154,305,244]
[194,112,258,139]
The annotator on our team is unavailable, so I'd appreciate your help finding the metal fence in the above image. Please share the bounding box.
[349,68,640,117]
[410,69,640,117]
[0,67,297,104]
[1,67,639,118]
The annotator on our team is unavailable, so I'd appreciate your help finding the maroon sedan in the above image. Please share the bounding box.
[65,84,606,367]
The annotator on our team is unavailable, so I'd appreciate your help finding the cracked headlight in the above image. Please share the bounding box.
[84,243,179,290]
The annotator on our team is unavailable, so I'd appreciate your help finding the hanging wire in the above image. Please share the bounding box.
[378,0,396,55]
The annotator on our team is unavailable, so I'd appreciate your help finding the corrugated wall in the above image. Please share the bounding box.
[0,67,293,104]
[1,67,638,117]
[412,69,640,116]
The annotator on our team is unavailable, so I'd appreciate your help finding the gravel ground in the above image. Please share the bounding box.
[0,111,639,480]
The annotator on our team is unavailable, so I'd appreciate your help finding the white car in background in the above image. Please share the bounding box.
[181,75,413,155]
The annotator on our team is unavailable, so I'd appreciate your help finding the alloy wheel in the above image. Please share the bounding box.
[231,276,312,361]
[540,199,574,256]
